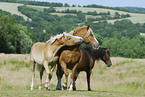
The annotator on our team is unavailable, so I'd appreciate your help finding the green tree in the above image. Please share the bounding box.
[77,11,85,22]
[64,3,70,7]
[0,14,32,53]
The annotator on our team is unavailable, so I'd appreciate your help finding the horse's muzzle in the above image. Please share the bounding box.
[93,42,100,49]
[107,63,112,67]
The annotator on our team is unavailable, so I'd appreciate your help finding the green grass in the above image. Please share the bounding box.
[1,55,144,96]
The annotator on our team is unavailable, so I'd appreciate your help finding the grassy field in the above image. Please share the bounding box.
[0,2,145,24]
[0,53,145,97]
[0,2,30,21]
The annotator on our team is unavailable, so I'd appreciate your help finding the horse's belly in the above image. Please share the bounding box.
[32,50,44,64]
[33,54,44,65]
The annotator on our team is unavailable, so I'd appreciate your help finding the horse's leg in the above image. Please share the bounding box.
[44,64,55,90]
[69,63,79,91]
[39,65,45,90]
[56,63,64,90]
[30,61,36,91]
[43,60,51,90]
[86,70,92,91]
[60,61,69,90]
[72,71,79,91]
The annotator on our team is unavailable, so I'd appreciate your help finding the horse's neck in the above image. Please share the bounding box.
[56,44,80,56]
[91,49,101,60]
[47,43,64,57]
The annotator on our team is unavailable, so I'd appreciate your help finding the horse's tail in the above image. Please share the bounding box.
[30,44,36,71]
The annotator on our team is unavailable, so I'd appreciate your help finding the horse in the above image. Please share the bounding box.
[69,24,99,49]
[57,47,112,91]
[56,24,100,90]
[30,32,84,90]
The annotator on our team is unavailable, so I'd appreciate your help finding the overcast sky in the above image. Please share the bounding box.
[35,0,145,8]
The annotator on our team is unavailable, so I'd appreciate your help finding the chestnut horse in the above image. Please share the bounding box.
[56,25,100,90]
[57,47,112,91]
[30,32,84,90]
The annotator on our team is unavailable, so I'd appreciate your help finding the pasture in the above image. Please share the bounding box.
[0,2,29,21]
[0,54,145,97]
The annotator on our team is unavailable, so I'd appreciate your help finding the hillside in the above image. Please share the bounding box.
[27,5,145,24]
[0,2,145,24]
[0,2,30,20]
[120,7,145,13]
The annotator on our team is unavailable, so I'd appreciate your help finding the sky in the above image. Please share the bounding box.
[35,0,145,8]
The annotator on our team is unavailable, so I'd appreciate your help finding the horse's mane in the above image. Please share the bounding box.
[46,32,72,44]
[82,47,109,60]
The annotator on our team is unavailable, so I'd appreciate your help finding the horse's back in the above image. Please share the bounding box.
[30,42,46,64]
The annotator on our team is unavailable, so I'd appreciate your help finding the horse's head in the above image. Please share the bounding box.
[100,49,112,67]
[61,32,84,46]
[46,32,83,46]
[70,24,99,49]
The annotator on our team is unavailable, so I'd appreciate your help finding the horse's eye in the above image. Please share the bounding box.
[89,34,93,36]
[68,37,72,40]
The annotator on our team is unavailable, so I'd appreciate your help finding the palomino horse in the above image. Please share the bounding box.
[30,32,84,90]
[58,47,112,91]
[56,24,100,90]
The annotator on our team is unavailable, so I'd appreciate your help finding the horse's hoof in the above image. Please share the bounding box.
[73,88,76,91]
[44,87,50,91]
[69,89,73,91]
[88,89,92,91]
[30,88,34,91]
[56,87,62,90]
[38,87,41,90]
[63,86,67,90]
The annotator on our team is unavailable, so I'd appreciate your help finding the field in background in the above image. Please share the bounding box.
[27,5,145,24]
[0,2,145,24]
[0,54,145,97]
[0,2,30,20]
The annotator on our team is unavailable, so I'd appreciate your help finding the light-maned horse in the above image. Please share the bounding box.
[58,47,112,91]
[30,32,84,90]
[56,24,100,90]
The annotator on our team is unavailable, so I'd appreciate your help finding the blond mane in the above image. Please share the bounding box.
[46,32,72,44]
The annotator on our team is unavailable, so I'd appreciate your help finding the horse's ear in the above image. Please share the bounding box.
[72,30,76,35]
[87,24,90,30]
[62,32,67,39]
[106,49,110,54]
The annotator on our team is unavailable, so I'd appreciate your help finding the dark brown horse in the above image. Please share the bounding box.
[56,47,112,91]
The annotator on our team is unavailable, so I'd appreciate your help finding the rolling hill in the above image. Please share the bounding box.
[120,7,145,13]
[0,2,145,24]
[0,2,30,20]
